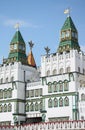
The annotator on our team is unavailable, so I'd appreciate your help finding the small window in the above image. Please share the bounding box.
[7,89,12,98]
[47,70,50,76]
[81,93,85,101]
[1,78,3,84]
[35,102,38,111]
[4,89,7,99]
[40,88,42,96]
[59,84,63,92]
[48,82,52,93]
[8,103,12,112]
[6,77,8,83]
[64,97,69,106]
[64,82,69,91]
[26,90,29,98]
[78,67,80,73]
[0,105,2,112]
[35,89,39,97]
[39,101,43,111]
[54,98,58,107]
[48,98,52,108]
[59,68,63,74]
[53,82,58,92]
[53,69,57,75]
[59,97,63,107]
[66,67,70,73]
[11,76,14,82]
[25,103,29,112]
[0,90,3,99]
[4,104,7,112]
[30,103,34,111]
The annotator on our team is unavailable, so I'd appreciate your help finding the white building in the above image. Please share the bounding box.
[0,15,85,126]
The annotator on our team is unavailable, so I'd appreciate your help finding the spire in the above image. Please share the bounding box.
[61,16,77,32]
[57,15,80,53]
[27,41,36,68]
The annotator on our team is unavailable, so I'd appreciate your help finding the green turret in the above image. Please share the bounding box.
[8,29,27,64]
[57,16,80,53]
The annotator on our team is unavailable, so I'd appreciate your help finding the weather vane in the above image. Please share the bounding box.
[28,40,34,51]
[44,46,50,57]
[64,8,70,17]
[14,23,20,31]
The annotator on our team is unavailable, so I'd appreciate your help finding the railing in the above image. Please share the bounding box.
[0,120,85,130]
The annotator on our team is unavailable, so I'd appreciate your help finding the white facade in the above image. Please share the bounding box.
[0,16,85,126]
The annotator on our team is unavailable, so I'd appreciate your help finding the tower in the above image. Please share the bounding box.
[57,15,80,53]
[8,27,27,65]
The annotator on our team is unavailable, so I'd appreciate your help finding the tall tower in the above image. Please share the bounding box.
[8,27,27,64]
[57,16,80,53]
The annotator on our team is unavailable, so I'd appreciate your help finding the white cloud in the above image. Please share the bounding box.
[3,18,38,28]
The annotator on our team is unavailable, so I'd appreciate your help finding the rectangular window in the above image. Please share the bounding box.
[35,89,39,97]
[26,90,29,98]
[40,88,42,96]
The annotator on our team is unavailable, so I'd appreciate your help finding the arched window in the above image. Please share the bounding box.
[4,89,7,98]
[6,77,8,83]
[64,82,69,91]
[59,68,63,74]
[0,104,2,112]
[30,103,34,111]
[35,102,38,111]
[47,70,50,76]
[59,97,63,107]
[54,98,58,107]
[53,82,58,92]
[1,78,3,84]
[7,89,12,98]
[11,76,14,82]
[53,69,57,75]
[48,98,52,108]
[59,83,63,92]
[25,103,29,112]
[78,67,80,73]
[4,104,7,112]
[0,90,3,99]
[81,93,85,101]
[66,67,70,73]
[48,82,52,93]
[39,101,43,111]
[8,103,12,112]
[64,97,69,106]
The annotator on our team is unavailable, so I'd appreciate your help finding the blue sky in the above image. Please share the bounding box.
[0,0,85,66]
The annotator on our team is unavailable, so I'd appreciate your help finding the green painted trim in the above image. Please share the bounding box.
[26,98,43,102]
[13,113,26,116]
[26,92,78,101]
[42,92,78,99]
[0,98,26,103]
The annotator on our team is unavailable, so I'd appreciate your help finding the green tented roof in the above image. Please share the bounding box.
[61,16,77,31]
[10,30,25,44]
